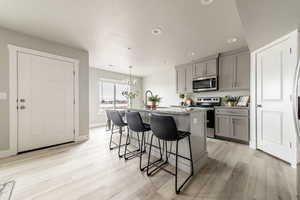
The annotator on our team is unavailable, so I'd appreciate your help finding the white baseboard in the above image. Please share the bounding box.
[75,134,89,142]
[0,149,16,158]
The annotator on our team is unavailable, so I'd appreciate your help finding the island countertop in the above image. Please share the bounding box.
[128,107,209,115]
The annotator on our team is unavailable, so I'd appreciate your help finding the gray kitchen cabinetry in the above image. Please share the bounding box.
[176,64,193,94]
[193,58,218,78]
[215,107,249,143]
[219,49,250,91]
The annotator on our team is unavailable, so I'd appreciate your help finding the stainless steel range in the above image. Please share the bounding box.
[193,97,221,138]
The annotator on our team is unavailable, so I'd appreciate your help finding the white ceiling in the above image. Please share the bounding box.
[0,0,247,76]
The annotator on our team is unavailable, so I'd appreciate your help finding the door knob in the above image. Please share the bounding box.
[20,105,26,110]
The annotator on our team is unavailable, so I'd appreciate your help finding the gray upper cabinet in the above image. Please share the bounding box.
[185,64,193,93]
[235,52,250,90]
[193,58,218,78]
[206,59,217,76]
[219,49,250,91]
[219,55,235,90]
[176,64,193,94]
[176,67,185,93]
[194,62,206,77]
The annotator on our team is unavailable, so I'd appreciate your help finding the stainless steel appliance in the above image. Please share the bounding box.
[193,76,217,92]
[193,97,221,138]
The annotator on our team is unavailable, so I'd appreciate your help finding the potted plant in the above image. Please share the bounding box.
[179,94,185,106]
[223,96,238,107]
[148,95,161,110]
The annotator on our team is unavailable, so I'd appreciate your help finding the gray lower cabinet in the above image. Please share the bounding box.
[176,64,193,94]
[215,115,231,138]
[219,50,250,91]
[215,108,249,143]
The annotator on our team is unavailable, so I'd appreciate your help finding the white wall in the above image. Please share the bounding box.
[143,67,179,107]
[89,68,143,127]
[143,67,250,107]
[0,27,89,152]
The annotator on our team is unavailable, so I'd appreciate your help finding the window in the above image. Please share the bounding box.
[98,80,129,112]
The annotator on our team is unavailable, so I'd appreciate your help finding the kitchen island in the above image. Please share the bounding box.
[128,107,208,173]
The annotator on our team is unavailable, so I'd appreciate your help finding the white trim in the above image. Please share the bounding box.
[7,44,81,156]
[249,52,257,149]
[75,135,89,143]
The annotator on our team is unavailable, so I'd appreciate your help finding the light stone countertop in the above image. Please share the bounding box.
[128,107,209,115]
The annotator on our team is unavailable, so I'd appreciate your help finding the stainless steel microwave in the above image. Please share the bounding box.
[193,76,217,92]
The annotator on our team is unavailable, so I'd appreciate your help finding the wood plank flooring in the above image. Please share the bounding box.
[0,127,296,200]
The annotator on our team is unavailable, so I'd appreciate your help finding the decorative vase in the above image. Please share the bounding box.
[150,101,157,110]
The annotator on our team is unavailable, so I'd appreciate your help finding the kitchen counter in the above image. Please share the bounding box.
[214,106,249,110]
[128,107,208,174]
[129,107,209,115]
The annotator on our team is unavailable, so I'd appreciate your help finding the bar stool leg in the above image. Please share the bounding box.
[175,139,179,194]
[109,124,115,150]
[146,134,154,175]
[139,132,145,171]
[124,130,130,160]
[118,127,123,158]
[188,135,194,176]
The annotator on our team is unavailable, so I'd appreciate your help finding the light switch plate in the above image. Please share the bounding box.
[0,92,7,100]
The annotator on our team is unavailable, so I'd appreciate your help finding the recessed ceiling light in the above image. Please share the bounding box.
[152,27,163,35]
[201,0,214,5]
[191,52,195,56]
[227,37,238,44]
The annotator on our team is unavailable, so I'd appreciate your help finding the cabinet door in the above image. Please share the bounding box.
[235,52,250,90]
[215,115,231,137]
[206,60,217,76]
[219,55,235,90]
[194,62,206,77]
[185,65,193,93]
[232,116,249,142]
[176,68,186,93]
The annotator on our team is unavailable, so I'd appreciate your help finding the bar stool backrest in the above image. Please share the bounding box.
[150,114,178,141]
[110,111,126,127]
[105,110,112,120]
[126,112,145,132]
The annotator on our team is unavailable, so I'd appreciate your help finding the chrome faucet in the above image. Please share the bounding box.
[144,90,153,107]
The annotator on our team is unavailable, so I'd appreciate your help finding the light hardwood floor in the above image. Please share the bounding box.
[0,127,296,200]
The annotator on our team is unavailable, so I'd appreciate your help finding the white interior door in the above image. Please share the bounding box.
[18,52,75,152]
[256,38,295,163]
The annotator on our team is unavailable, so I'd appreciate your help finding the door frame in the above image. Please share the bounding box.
[250,30,298,167]
[8,44,80,155]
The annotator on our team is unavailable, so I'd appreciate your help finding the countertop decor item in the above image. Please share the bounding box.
[179,93,185,106]
[223,96,239,107]
[148,95,161,109]
[237,96,250,107]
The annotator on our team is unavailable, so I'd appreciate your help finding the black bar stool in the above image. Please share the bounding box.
[147,114,194,194]
[109,111,129,158]
[125,112,163,171]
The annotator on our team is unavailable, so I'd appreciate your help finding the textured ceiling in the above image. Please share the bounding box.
[0,0,247,76]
